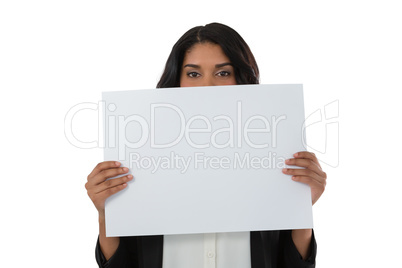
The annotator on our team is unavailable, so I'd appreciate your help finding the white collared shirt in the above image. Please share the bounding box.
[162,232,251,268]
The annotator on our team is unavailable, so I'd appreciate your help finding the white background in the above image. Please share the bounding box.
[1,0,401,267]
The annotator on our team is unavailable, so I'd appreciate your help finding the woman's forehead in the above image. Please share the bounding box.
[183,43,230,65]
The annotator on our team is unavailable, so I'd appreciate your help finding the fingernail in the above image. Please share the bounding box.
[123,167,129,172]
[294,153,298,157]
[285,159,290,164]
[127,174,133,179]
[282,168,287,173]
[115,161,121,166]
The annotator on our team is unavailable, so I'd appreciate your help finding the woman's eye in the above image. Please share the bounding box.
[217,71,231,77]
[187,72,200,78]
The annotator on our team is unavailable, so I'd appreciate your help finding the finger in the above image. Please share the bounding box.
[293,151,321,169]
[96,182,129,202]
[282,167,323,183]
[285,158,325,178]
[89,166,130,186]
[87,161,121,180]
[291,175,326,193]
[93,174,133,194]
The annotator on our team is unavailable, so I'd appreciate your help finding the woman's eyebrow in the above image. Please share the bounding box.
[183,64,200,68]
[215,62,232,68]
[183,63,233,68]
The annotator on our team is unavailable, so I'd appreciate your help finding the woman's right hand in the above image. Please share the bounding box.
[85,161,133,215]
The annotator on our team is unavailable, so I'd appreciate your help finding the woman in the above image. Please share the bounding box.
[86,22,327,268]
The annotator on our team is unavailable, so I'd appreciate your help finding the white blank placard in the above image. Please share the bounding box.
[103,84,313,237]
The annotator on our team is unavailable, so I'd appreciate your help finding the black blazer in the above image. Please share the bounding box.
[95,230,316,268]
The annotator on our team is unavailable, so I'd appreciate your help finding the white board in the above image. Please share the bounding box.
[103,84,313,236]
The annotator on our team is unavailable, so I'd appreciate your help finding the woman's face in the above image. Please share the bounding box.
[180,42,237,87]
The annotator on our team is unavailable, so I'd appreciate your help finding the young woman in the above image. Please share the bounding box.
[86,22,327,268]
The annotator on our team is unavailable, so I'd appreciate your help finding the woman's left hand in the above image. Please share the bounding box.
[282,151,327,205]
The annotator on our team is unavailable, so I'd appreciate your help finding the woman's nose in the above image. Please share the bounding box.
[201,77,215,87]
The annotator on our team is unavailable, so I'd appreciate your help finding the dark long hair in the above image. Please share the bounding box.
[156,23,260,88]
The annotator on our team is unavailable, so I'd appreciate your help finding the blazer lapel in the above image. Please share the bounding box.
[251,231,280,268]
[137,235,164,268]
